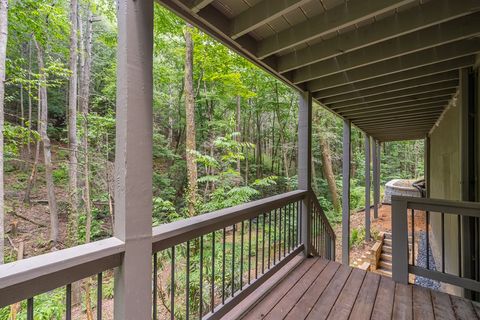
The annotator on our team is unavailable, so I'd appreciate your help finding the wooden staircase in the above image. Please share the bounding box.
[376,232,412,277]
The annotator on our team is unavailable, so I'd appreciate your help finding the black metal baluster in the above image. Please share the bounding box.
[441,213,445,273]
[288,203,292,252]
[153,252,158,320]
[299,202,303,245]
[458,215,462,277]
[278,207,282,261]
[268,211,272,269]
[284,205,287,257]
[97,273,103,320]
[200,236,204,318]
[273,209,277,265]
[66,284,72,320]
[255,216,259,279]
[411,209,415,266]
[222,230,225,305]
[231,225,235,297]
[290,203,294,251]
[171,246,175,320]
[240,221,244,290]
[262,213,266,274]
[211,231,215,313]
[248,218,252,284]
[187,241,191,318]
[297,201,300,245]
[27,298,33,320]
[426,211,430,270]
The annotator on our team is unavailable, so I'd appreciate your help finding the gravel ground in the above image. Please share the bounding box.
[414,232,440,290]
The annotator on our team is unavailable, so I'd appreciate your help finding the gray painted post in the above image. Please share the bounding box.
[342,120,351,265]
[425,136,430,198]
[365,135,371,241]
[377,142,382,214]
[114,0,153,318]
[392,197,409,284]
[373,139,379,219]
[298,92,312,256]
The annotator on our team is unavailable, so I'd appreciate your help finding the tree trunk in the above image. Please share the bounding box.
[27,40,32,157]
[184,24,197,217]
[236,96,241,174]
[320,136,341,213]
[68,0,79,244]
[24,83,41,204]
[34,38,59,244]
[0,0,9,264]
[256,111,262,178]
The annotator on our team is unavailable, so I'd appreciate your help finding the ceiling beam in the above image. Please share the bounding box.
[328,82,458,109]
[293,13,480,84]
[230,0,310,39]
[339,100,448,117]
[310,55,474,94]
[351,111,443,124]
[329,89,457,112]
[354,114,441,127]
[357,119,438,129]
[190,0,214,13]
[306,39,480,91]
[256,0,414,59]
[277,0,480,73]
[345,105,446,120]
[304,38,480,87]
[318,71,458,104]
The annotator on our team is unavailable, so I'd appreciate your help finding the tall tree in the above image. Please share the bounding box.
[68,0,79,243]
[184,23,197,217]
[34,38,59,244]
[0,0,9,264]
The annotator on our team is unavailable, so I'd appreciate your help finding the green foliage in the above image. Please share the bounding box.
[350,227,366,247]
[52,163,68,185]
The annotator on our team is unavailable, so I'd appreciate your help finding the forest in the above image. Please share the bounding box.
[0,0,424,318]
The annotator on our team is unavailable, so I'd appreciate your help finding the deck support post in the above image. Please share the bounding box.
[365,134,371,241]
[342,120,351,265]
[392,197,409,284]
[373,139,380,219]
[298,91,312,256]
[114,0,154,318]
[425,136,430,198]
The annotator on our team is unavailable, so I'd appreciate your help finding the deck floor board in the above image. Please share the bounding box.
[235,257,479,320]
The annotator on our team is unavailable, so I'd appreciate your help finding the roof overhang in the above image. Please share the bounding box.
[156,0,480,141]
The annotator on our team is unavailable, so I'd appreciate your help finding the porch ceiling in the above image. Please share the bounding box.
[157,0,480,141]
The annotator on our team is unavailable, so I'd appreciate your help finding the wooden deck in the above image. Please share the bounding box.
[238,257,480,320]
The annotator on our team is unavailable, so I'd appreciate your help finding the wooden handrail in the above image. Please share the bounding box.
[0,237,125,308]
[152,190,308,253]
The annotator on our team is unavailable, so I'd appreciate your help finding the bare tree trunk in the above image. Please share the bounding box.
[256,111,262,178]
[0,0,9,264]
[80,10,94,319]
[320,136,341,213]
[27,40,32,157]
[34,38,59,244]
[236,96,241,174]
[24,84,41,203]
[184,24,197,217]
[68,0,79,244]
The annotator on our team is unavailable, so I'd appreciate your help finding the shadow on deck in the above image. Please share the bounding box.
[226,256,480,320]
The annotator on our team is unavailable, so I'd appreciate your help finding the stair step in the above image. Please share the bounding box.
[376,268,392,277]
[379,260,392,270]
[382,246,392,254]
[384,238,392,246]
[381,253,392,262]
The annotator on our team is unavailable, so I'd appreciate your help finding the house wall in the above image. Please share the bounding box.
[428,64,480,295]
[429,99,462,285]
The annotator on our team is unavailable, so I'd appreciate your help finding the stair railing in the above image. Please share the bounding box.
[308,191,336,261]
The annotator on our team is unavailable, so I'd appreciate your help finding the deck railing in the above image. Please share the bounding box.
[309,194,336,260]
[392,195,480,294]
[0,190,335,319]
